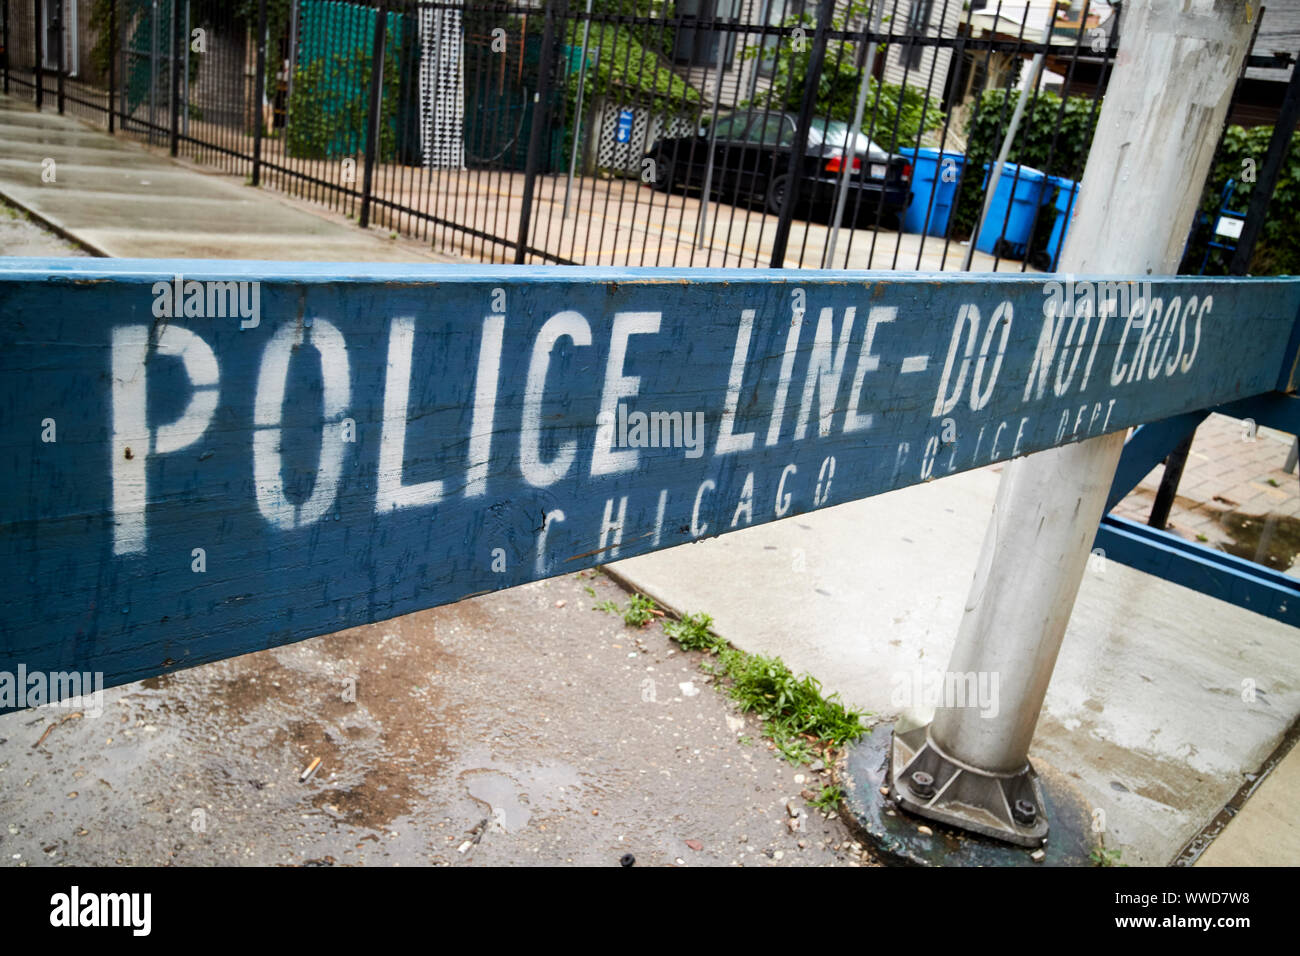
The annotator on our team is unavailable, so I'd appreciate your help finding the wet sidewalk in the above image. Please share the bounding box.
[0,96,459,263]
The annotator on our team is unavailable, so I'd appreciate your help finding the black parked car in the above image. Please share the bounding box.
[645,110,913,228]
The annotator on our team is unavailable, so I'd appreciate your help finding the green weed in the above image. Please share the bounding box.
[811,785,844,812]
[593,594,658,627]
[663,612,725,653]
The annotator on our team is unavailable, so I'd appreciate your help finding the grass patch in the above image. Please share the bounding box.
[663,612,726,654]
[1090,845,1126,867]
[714,648,867,753]
[593,593,659,627]
[811,785,844,812]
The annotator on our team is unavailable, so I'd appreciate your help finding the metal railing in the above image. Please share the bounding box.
[2,0,1126,270]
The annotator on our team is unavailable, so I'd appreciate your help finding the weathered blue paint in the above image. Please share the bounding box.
[3,259,1299,709]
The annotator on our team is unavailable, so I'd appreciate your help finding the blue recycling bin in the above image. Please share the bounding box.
[1045,175,1081,270]
[898,147,965,236]
[975,162,1050,258]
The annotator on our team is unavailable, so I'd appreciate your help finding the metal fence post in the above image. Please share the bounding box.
[358,1,387,229]
[55,0,64,113]
[169,0,180,155]
[33,0,42,109]
[768,0,833,269]
[2,0,10,95]
[119,0,128,132]
[1230,46,1300,276]
[515,0,564,265]
[826,2,881,266]
[1147,434,1194,529]
[251,0,267,186]
[108,0,116,132]
[561,0,593,222]
[962,51,1045,271]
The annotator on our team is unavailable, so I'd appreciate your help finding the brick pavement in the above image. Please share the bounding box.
[1111,413,1300,575]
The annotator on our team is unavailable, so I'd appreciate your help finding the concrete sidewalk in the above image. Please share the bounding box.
[0,96,459,263]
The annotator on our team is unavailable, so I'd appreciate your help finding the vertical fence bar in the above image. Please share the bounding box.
[1230,46,1300,276]
[768,0,833,269]
[108,0,116,131]
[55,0,63,113]
[33,0,42,109]
[962,50,1044,271]
[694,9,729,250]
[252,0,267,186]
[826,1,881,266]
[358,1,387,229]
[169,0,179,154]
[562,0,593,222]
[514,0,563,264]
[182,0,189,139]
[2,0,9,95]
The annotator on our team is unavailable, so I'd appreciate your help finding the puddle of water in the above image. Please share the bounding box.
[460,769,531,833]
[1217,512,1300,572]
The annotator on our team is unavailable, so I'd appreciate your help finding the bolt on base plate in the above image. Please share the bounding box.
[890,723,1049,848]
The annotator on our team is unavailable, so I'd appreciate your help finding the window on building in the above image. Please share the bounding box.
[755,0,807,77]
[903,0,933,70]
[673,0,744,70]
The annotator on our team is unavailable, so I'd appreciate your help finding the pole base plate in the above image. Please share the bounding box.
[891,723,1048,846]
[841,722,1099,867]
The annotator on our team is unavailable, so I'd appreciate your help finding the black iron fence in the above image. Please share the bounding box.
[1,0,1280,273]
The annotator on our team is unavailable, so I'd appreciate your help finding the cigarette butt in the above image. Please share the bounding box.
[299,757,322,783]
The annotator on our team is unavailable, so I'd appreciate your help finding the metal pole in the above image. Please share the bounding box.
[286,0,298,119]
[359,1,387,228]
[891,0,1256,846]
[768,0,834,268]
[826,2,879,266]
[1229,45,1300,276]
[561,0,593,221]
[514,0,563,264]
[149,0,157,142]
[962,50,1044,271]
[695,10,729,248]
[55,0,63,113]
[3,0,11,96]
[182,0,189,138]
[119,0,128,132]
[169,0,179,154]
[33,0,42,109]
[1148,434,1194,530]
[251,0,267,187]
[108,0,116,131]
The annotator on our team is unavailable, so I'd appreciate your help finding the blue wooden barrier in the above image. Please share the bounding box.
[3,259,1299,710]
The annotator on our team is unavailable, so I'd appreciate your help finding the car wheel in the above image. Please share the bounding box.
[880,210,902,231]
[766,174,790,216]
